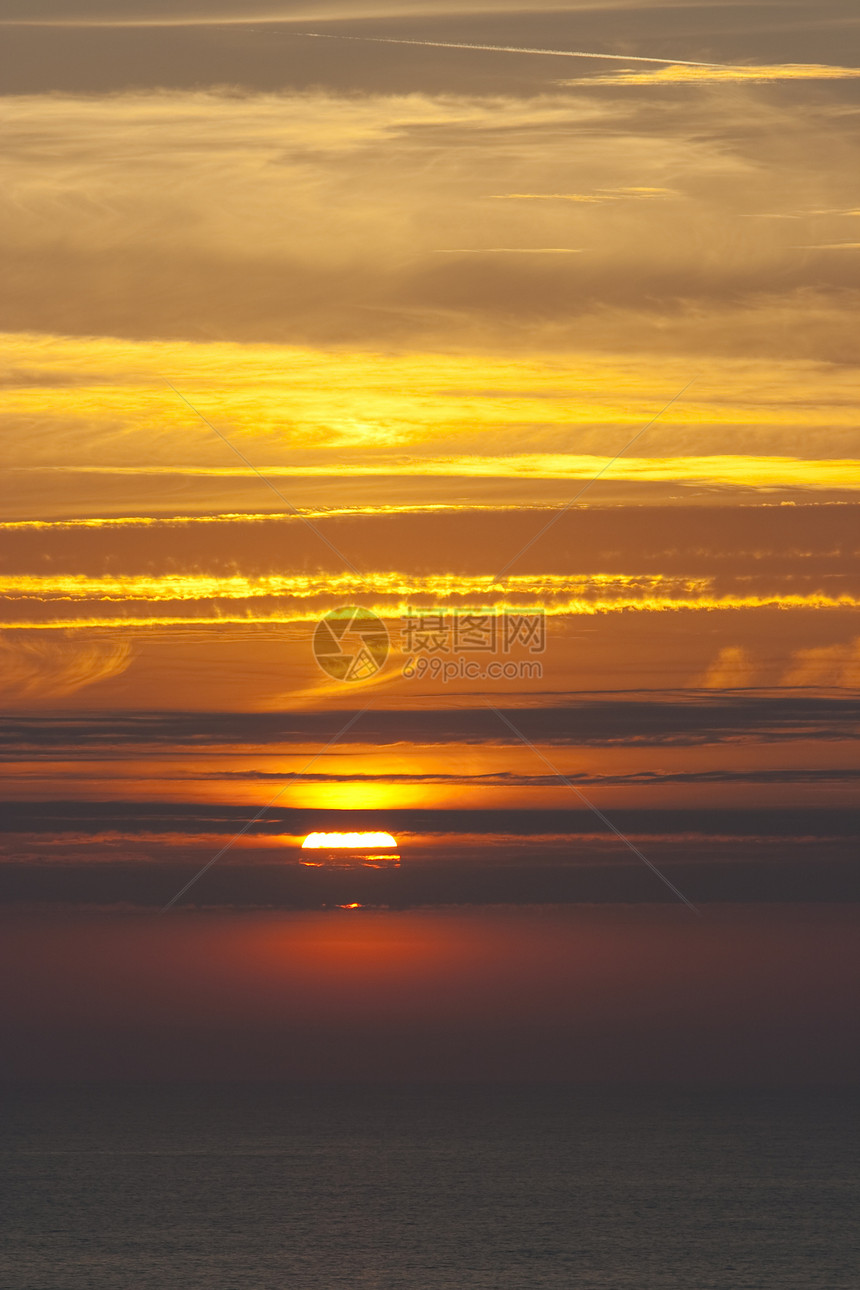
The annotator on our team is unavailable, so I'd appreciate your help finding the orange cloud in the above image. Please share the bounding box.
[563,64,860,86]
[0,631,133,698]
[782,638,860,687]
[699,647,759,689]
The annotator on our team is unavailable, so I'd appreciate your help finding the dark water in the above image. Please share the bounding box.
[1,1084,858,1289]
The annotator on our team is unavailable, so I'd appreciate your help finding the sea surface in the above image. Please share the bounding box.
[1,1084,858,1290]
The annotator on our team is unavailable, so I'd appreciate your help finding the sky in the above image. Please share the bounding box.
[1,0,859,1080]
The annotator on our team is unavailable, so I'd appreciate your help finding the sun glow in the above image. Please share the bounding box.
[301,832,398,850]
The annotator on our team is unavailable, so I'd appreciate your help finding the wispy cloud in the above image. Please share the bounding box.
[699,646,760,689]
[14,457,860,489]
[2,87,858,361]
[562,63,860,85]
[3,568,860,632]
[604,187,680,198]
[4,329,859,481]
[488,187,679,207]
[0,632,132,698]
[192,766,860,788]
[435,247,585,254]
[742,210,860,219]
[0,1,616,27]
[783,637,860,687]
[491,193,606,204]
[0,504,519,531]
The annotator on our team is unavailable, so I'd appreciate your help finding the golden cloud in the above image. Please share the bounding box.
[2,568,860,631]
[2,333,859,479]
[2,85,858,362]
[0,631,133,697]
[699,646,760,689]
[782,638,860,687]
[562,63,860,86]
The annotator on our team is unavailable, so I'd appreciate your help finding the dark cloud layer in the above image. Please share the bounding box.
[2,801,857,838]
[3,694,859,756]
[206,767,860,786]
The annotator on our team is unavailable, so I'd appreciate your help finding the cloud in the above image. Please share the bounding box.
[562,63,860,86]
[0,0,607,25]
[783,638,860,687]
[2,84,860,361]
[3,333,860,491]
[2,799,858,839]
[1,497,855,563]
[1,498,857,668]
[4,559,860,635]
[603,187,679,198]
[193,766,860,788]
[9,456,860,489]
[491,193,607,203]
[0,632,132,699]
[699,646,759,689]
[435,248,585,254]
[2,696,859,755]
[491,188,678,202]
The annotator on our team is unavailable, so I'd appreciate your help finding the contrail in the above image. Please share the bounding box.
[300,32,722,69]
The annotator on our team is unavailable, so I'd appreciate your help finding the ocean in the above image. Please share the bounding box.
[2,1084,857,1289]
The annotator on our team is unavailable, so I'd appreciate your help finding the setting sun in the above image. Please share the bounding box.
[300,831,401,870]
[302,832,398,850]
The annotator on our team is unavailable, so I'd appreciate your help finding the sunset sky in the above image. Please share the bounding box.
[1,0,859,1080]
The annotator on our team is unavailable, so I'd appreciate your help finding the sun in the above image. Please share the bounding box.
[300,831,400,869]
[302,832,398,849]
